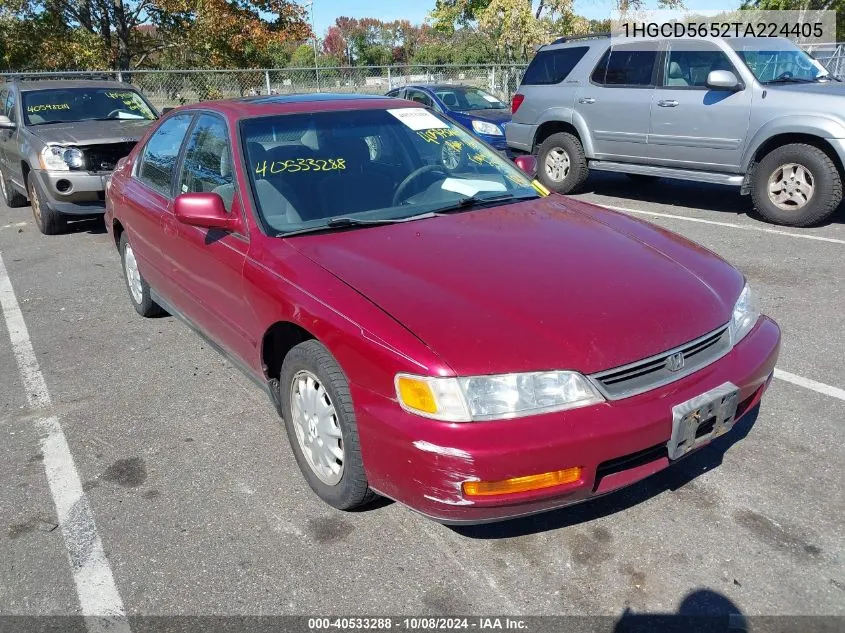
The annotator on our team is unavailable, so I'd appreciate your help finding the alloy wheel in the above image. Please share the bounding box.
[544,148,571,182]
[767,163,815,211]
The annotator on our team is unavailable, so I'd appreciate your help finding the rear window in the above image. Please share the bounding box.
[521,47,589,85]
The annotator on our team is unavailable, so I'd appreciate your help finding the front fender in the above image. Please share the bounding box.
[742,115,845,171]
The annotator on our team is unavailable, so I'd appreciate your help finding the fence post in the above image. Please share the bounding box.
[264,70,271,95]
[489,66,495,94]
[387,66,392,90]
[117,71,124,83]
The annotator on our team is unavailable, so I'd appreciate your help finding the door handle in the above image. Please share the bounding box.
[578,97,596,105]
[657,99,679,107]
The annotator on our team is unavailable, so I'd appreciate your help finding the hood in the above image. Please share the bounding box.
[288,197,743,376]
[451,108,512,125]
[767,81,845,97]
[29,119,154,145]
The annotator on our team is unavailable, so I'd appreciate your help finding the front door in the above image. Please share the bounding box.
[574,43,658,161]
[646,40,752,170]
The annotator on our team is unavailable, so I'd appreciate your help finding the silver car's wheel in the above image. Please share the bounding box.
[290,370,344,486]
[767,162,815,211]
[544,148,571,183]
[123,242,144,305]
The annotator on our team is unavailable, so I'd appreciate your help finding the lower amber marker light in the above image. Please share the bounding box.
[462,467,582,497]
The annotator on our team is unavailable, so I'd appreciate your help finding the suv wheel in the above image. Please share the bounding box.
[28,178,65,235]
[751,143,842,227]
[279,340,375,511]
[0,167,27,208]
[537,132,589,194]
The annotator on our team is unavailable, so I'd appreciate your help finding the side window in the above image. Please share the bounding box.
[137,114,192,195]
[521,46,589,85]
[664,42,737,88]
[177,114,234,212]
[406,89,434,108]
[592,45,658,87]
[6,90,17,123]
[0,88,7,118]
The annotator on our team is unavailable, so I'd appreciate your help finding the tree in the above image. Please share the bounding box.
[323,26,346,59]
[740,0,845,40]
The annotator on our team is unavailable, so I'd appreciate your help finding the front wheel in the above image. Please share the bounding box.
[29,178,65,235]
[279,340,375,510]
[119,232,164,317]
[751,143,842,227]
[536,132,589,194]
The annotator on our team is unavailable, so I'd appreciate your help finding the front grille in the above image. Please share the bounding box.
[81,142,137,172]
[590,324,732,400]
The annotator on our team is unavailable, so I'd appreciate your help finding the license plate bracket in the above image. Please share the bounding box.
[667,382,739,460]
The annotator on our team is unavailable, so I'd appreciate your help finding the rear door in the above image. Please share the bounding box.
[646,40,751,170]
[575,43,659,160]
[121,113,194,301]
[170,113,254,363]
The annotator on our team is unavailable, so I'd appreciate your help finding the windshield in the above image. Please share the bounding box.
[728,39,829,83]
[240,107,538,235]
[22,88,157,125]
[433,87,507,111]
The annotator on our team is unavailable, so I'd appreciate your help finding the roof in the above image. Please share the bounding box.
[401,84,483,92]
[167,93,421,119]
[12,79,130,91]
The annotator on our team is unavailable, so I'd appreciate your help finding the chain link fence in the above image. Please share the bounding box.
[0,65,529,110]
[2,43,844,110]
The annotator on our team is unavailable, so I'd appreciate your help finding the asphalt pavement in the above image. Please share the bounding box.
[0,173,843,627]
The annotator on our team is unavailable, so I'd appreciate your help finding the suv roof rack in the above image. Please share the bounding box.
[549,32,611,45]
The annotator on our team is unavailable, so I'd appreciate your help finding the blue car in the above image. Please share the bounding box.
[386,84,511,154]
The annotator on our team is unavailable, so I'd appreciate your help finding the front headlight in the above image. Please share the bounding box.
[729,283,760,345]
[40,146,84,171]
[471,120,503,136]
[396,371,604,422]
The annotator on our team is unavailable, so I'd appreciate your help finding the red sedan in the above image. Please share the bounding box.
[104,94,780,524]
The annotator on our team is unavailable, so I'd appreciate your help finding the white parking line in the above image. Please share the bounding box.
[0,252,129,633]
[774,369,845,402]
[602,204,845,245]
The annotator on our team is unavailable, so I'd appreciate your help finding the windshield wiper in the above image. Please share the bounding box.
[763,76,818,85]
[434,191,536,215]
[278,212,439,237]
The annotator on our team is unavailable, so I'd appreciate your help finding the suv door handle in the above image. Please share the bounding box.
[657,99,679,107]
[578,97,595,104]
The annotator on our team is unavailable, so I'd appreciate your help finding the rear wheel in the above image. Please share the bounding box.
[29,177,65,235]
[536,132,589,194]
[0,167,27,208]
[119,232,164,317]
[280,340,375,510]
[751,143,842,227]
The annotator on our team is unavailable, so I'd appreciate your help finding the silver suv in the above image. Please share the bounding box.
[507,35,845,227]
[0,80,158,234]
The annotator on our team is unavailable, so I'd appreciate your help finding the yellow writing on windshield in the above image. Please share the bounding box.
[255,158,346,177]
[105,91,139,100]
[106,92,143,112]
[416,128,460,144]
[27,104,70,113]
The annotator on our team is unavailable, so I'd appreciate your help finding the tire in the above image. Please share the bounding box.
[0,167,27,208]
[280,340,375,511]
[536,132,589,194]
[28,177,65,235]
[119,232,164,317]
[750,143,842,227]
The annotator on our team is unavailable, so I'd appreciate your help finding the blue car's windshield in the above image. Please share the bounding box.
[728,39,830,83]
[433,87,508,111]
[240,108,538,236]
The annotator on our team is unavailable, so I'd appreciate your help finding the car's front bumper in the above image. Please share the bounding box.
[32,169,109,215]
[352,316,780,524]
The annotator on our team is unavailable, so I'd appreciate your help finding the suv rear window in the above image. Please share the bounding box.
[591,45,658,86]
[521,47,589,85]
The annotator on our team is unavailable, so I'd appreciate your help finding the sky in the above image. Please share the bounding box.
[305,0,739,35]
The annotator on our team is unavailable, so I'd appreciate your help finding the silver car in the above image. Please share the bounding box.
[507,35,844,227]
[0,79,158,234]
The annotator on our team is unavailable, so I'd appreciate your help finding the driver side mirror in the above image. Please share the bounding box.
[513,155,537,178]
[706,70,742,91]
[174,193,239,231]
[0,115,15,129]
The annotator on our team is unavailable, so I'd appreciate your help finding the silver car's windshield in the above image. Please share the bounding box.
[728,39,830,83]
[240,108,539,236]
[22,88,157,125]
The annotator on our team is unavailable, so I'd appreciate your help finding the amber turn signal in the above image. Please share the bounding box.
[462,467,582,497]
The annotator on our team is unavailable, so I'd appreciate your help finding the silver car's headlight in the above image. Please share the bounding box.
[471,120,503,136]
[396,371,604,422]
[729,283,760,345]
[39,145,85,171]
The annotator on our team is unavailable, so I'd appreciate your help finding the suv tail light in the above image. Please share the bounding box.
[512,94,525,114]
